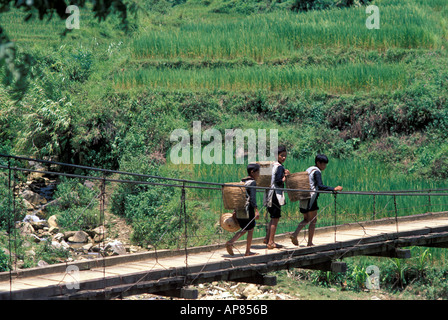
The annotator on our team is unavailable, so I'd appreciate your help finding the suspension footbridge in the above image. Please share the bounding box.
[0,211,447,300]
[0,154,447,300]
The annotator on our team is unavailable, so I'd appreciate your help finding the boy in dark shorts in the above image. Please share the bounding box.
[264,146,290,249]
[290,154,342,246]
[226,163,260,256]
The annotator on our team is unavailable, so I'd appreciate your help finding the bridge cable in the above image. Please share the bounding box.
[2,154,448,195]
[182,182,189,286]
[100,175,107,294]
[7,157,12,299]
[333,193,337,243]
[373,194,376,220]
[394,195,399,234]
[2,154,448,298]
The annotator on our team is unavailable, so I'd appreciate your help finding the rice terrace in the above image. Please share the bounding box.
[0,0,448,305]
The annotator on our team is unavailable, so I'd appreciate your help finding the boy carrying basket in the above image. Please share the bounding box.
[290,154,342,247]
[226,163,260,256]
[264,146,290,249]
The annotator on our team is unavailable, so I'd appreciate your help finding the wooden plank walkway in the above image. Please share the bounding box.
[1,211,448,300]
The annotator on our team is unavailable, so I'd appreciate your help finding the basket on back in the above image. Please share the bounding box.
[285,172,312,202]
[251,161,274,188]
[220,212,240,232]
[222,182,246,210]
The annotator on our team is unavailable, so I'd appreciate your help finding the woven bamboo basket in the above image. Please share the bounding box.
[252,161,274,187]
[220,212,240,232]
[222,182,246,210]
[285,172,312,202]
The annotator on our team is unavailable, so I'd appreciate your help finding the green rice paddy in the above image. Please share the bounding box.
[163,156,448,240]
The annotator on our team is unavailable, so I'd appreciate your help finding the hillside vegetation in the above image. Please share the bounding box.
[1,0,447,175]
[0,0,448,298]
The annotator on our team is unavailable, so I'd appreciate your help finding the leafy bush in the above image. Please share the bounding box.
[210,0,276,14]
[111,182,182,248]
[46,178,101,231]
[124,186,181,247]
[15,97,72,159]
[427,150,448,180]
[22,46,94,101]
[290,0,335,11]
[65,49,93,83]
[110,153,185,248]
[0,248,9,272]
[0,182,12,232]
[419,269,448,299]
[177,94,222,126]
[33,240,70,266]
[0,174,26,232]
[290,0,371,12]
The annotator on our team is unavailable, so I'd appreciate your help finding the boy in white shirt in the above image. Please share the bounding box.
[290,154,342,247]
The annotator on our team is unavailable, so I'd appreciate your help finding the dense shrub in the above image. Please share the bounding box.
[110,157,182,247]
[290,0,371,12]
[0,248,9,272]
[0,175,26,232]
[210,0,277,14]
[15,97,73,161]
[46,178,101,231]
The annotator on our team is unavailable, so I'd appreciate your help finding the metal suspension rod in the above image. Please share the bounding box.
[1,164,448,197]
[1,154,448,195]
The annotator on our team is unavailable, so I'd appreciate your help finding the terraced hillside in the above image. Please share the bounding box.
[0,0,448,276]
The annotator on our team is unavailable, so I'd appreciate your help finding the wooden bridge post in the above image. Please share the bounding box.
[394,249,411,259]
[331,261,347,273]
[233,274,277,286]
[368,248,411,259]
[304,260,347,274]
[153,286,199,300]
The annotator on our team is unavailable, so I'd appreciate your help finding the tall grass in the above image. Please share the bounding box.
[118,0,447,93]
[164,156,448,239]
[0,11,63,44]
[113,63,409,93]
[131,2,446,61]
[0,7,124,49]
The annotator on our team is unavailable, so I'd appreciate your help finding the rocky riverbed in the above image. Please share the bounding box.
[5,162,142,270]
[121,281,299,301]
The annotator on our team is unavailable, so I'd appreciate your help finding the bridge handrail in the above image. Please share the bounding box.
[1,158,448,197]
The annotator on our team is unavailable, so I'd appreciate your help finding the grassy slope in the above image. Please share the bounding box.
[1,1,448,298]
[117,1,444,93]
[1,0,447,232]
[2,0,447,157]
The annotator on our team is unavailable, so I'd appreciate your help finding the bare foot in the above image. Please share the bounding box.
[290,234,298,246]
[245,251,258,256]
[267,243,283,249]
[226,242,234,255]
